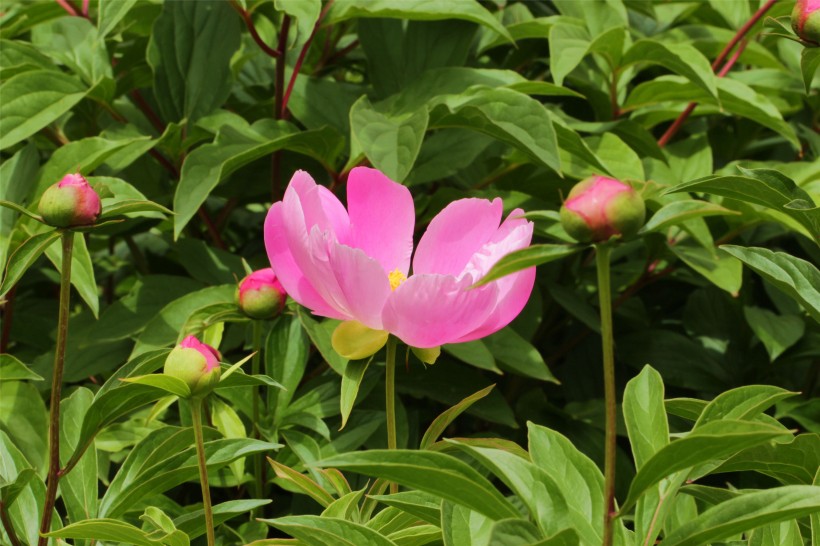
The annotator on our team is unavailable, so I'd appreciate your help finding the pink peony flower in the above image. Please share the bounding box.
[559,175,645,243]
[792,0,820,44]
[37,173,102,227]
[264,168,535,350]
[237,268,287,319]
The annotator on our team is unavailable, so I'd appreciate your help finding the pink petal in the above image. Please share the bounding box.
[455,211,536,341]
[305,229,391,329]
[288,170,350,242]
[382,274,499,348]
[346,167,415,275]
[413,198,503,276]
[264,202,345,319]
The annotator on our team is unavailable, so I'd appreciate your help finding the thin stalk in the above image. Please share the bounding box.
[596,243,617,546]
[385,335,398,495]
[1,502,22,546]
[38,231,74,546]
[271,15,291,200]
[251,320,264,501]
[191,399,216,546]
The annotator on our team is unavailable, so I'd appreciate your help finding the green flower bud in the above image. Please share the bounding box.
[560,176,645,243]
[237,268,286,319]
[793,0,820,45]
[37,173,101,228]
[163,336,222,397]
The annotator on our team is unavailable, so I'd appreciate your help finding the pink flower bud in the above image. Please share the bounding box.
[237,268,287,319]
[559,176,645,243]
[163,335,222,396]
[793,0,820,44]
[37,174,102,228]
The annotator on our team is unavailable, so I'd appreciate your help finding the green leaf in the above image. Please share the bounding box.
[0,70,88,150]
[0,430,45,545]
[266,515,398,546]
[548,22,589,87]
[173,121,342,238]
[99,199,172,220]
[121,374,191,399]
[43,230,99,317]
[430,87,561,173]
[268,458,335,507]
[367,491,442,526]
[483,328,558,382]
[476,245,581,286]
[420,385,495,449]
[801,47,820,93]
[328,0,513,43]
[174,499,271,538]
[670,242,742,296]
[0,38,55,79]
[298,310,348,375]
[0,381,48,478]
[720,245,820,324]
[443,340,500,373]
[641,200,740,234]
[0,144,40,266]
[31,17,112,92]
[0,229,61,298]
[713,433,820,486]
[744,307,805,361]
[622,40,717,100]
[0,199,43,223]
[340,357,372,430]
[662,485,820,546]
[350,96,428,182]
[0,354,43,381]
[665,168,820,239]
[0,468,36,509]
[45,519,165,546]
[147,0,241,124]
[267,315,310,418]
[620,420,793,514]
[317,450,520,520]
[97,0,139,38]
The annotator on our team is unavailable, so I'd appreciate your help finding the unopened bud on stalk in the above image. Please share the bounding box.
[237,268,287,319]
[163,336,222,397]
[37,173,101,228]
[793,0,820,45]
[560,175,645,243]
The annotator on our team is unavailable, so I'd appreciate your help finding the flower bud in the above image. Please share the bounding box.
[237,268,287,319]
[792,0,820,45]
[559,175,645,243]
[37,173,102,228]
[163,336,222,397]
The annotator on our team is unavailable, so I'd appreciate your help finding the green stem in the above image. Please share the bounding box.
[385,335,398,495]
[191,399,215,546]
[251,320,263,502]
[596,243,617,546]
[38,231,74,546]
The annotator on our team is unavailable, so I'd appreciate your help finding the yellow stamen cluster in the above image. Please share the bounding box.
[388,269,407,291]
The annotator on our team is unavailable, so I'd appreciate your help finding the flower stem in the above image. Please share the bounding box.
[385,335,399,495]
[251,320,264,501]
[596,243,617,546]
[38,230,74,546]
[191,399,215,546]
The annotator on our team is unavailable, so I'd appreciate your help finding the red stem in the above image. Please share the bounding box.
[129,90,166,135]
[54,0,78,16]
[230,0,281,58]
[657,0,776,147]
[81,0,88,17]
[0,286,16,354]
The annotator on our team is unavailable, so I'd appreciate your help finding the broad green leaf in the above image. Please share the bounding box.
[121,375,191,399]
[98,199,172,220]
[0,70,88,150]
[441,501,493,546]
[641,201,740,234]
[0,144,39,266]
[801,47,820,93]
[0,430,45,546]
[340,357,372,430]
[720,245,820,324]
[665,168,820,239]
[430,87,561,173]
[173,120,342,238]
[483,328,558,382]
[267,315,309,418]
[318,450,520,520]
[622,40,717,99]
[174,499,271,538]
[59,388,98,525]
[670,243,742,296]
[662,485,820,546]
[451,441,596,542]
[527,423,604,535]
[620,420,793,513]
[0,38,55,79]
[0,468,36,509]
[43,230,99,317]
[443,340,500,373]
[268,459,335,507]
[147,0,241,124]
[367,491,442,525]
[420,385,495,449]
[263,515,398,546]
[485,519,542,546]
[695,384,797,428]
[275,0,321,50]
[0,229,61,298]
[744,307,805,361]
[548,22,589,87]
[0,374,48,476]
[210,397,246,483]
[0,354,43,381]
[475,245,582,286]
[350,96,428,182]
[713,433,820,486]
[31,16,112,92]
[45,519,165,546]
[97,0,139,38]
[328,0,513,43]
[298,310,348,375]
[749,519,803,546]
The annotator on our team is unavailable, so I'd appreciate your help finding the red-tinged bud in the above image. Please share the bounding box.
[163,336,222,397]
[793,0,820,45]
[560,176,645,243]
[37,174,101,228]
[237,268,287,319]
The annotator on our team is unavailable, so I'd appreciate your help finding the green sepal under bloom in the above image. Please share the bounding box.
[163,346,221,398]
[411,346,441,365]
[331,320,389,360]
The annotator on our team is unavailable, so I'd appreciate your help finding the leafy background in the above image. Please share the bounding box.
[0,0,819,545]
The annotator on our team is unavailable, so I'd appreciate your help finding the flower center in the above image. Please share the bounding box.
[388,269,407,291]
